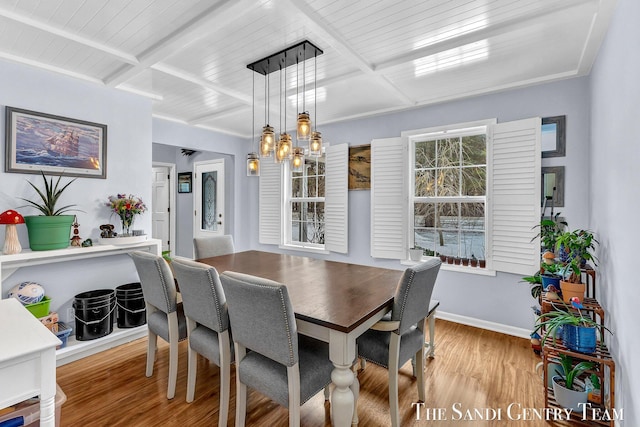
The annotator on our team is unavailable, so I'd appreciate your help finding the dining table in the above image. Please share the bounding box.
[198,250,404,427]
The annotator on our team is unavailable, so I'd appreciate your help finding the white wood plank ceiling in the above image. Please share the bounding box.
[0,0,616,138]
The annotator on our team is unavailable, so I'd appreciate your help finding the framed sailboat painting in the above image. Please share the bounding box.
[5,107,107,178]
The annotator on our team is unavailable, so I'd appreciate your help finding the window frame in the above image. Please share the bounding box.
[282,153,327,251]
[403,119,496,265]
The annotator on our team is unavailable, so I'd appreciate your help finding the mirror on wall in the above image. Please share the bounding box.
[541,166,564,208]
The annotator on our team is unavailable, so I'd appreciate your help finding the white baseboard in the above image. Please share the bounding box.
[436,311,531,339]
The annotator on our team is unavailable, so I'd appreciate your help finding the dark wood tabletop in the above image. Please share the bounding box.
[198,250,403,333]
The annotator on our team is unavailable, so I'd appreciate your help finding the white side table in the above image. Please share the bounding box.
[0,298,61,427]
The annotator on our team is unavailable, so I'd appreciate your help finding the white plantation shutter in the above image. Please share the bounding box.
[325,143,348,253]
[259,158,281,245]
[487,118,541,275]
[371,137,407,259]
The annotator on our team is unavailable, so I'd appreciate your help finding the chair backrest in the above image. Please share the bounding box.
[193,235,235,259]
[220,271,298,367]
[391,258,441,334]
[171,257,229,333]
[131,251,179,314]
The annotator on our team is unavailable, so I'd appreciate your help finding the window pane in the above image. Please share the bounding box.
[415,140,436,169]
[461,166,486,196]
[307,158,317,176]
[306,176,317,197]
[291,202,302,221]
[438,138,460,167]
[415,170,435,197]
[292,177,303,198]
[317,174,325,198]
[461,231,485,259]
[462,135,486,166]
[434,230,459,257]
[414,228,436,255]
[438,203,459,229]
[317,158,325,175]
[436,168,459,196]
[460,203,485,230]
[414,203,435,227]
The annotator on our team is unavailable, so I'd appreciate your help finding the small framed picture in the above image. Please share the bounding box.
[541,115,566,158]
[178,172,192,193]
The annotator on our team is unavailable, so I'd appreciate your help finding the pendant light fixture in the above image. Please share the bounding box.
[296,44,311,141]
[261,60,275,157]
[247,72,259,176]
[291,57,305,172]
[260,72,273,157]
[247,40,323,169]
[309,51,323,157]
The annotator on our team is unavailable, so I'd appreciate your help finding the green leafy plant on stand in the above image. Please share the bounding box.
[555,353,594,391]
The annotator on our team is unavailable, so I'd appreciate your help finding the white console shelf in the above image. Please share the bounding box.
[0,239,161,365]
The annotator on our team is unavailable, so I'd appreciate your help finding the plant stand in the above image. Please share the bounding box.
[539,288,617,426]
[543,342,616,426]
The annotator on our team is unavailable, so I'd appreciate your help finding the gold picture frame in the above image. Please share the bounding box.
[348,144,371,190]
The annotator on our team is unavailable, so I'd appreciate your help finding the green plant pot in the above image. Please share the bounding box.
[24,215,74,251]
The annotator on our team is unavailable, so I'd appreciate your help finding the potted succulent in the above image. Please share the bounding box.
[19,171,77,251]
[555,229,598,302]
[534,297,612,354]
[551,353,594,411]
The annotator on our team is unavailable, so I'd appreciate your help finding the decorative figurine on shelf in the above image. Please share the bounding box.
[0,210,25,255]
[99,224,117,238]
[81,238,93,247]
[70,216,82,246]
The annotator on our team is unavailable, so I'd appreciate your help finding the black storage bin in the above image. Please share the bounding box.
[115,282,146,328]
[73,289,115,341]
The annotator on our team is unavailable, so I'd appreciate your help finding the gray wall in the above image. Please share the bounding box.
[152,142,235,258]
[590,0,639,422]
[151,120,251,255]
[0,58,152,322]
[248,77,592,332]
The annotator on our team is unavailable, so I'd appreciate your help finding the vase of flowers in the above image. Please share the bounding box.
[106,194,147,236]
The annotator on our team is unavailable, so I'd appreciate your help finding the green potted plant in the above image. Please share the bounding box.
[551,353,595,411]
[19,171,77,251]
[555,229,598,302]
[533,298,612,354]
[532,213,567,254]
[521,270,542,300]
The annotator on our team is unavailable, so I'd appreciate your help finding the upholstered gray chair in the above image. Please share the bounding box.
[193,235,235,259]
[131,251,187,399]
[220,271,334,427]
[356,258,441,427]
[170,257,232,426]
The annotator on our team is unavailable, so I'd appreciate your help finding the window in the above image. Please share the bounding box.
[286,155,326,249]
[371,118,541,275]
[411,127,487,260]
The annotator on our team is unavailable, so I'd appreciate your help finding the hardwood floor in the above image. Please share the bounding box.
[57,320,547,426]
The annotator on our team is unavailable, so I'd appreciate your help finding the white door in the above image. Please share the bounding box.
[194,160,225,238]
[152,166,171,252]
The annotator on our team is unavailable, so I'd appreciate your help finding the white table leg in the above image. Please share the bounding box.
[39,394,56,427]
[330,363,355,427]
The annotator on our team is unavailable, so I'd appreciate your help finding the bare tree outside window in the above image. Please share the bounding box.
[290,156,325,246]
[413,133,486,259]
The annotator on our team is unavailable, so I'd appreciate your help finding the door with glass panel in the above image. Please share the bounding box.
[194,160,225,239]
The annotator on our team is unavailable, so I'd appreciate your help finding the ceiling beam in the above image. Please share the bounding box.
[0,6,138,65]
[375,0,595,72]
[103,0,252,88]
[0,50,103,85]
[285,0,416,106]
[152,63,251,104]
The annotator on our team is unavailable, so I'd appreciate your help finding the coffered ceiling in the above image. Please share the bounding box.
[0,0,616,138]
